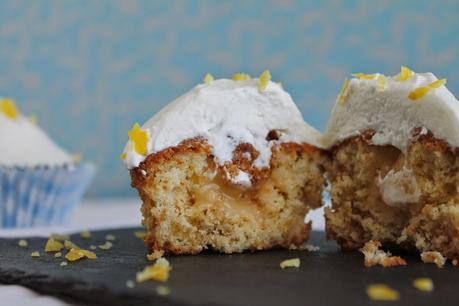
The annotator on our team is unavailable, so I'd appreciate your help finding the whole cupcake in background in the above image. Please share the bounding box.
[0,98,95,228]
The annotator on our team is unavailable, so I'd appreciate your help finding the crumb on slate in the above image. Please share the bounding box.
[156,285,171,296]
[420,251,445,268]
[366,284,400,301]
[18,239,28,248]
[413,278,434,292]
[147,250,165,261]
[280,258,300,269]
[137,258,171,283]
[360,240,407,268]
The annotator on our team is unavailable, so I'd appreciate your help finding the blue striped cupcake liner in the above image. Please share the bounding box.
[0,163,95,228]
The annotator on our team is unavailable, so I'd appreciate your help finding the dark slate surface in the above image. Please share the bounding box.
[0,228,458,306]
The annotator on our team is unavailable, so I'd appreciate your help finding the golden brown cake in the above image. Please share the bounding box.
[122,72,326,254]
[323,67,459,261]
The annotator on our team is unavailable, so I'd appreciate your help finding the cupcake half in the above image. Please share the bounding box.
[323,67,459,260]
[122,72,326,255]
[0,98,95,227]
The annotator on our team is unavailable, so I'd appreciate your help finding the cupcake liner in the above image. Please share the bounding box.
[0,163,95,228]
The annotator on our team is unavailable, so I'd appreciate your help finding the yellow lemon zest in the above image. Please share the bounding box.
[258,70,271,92]
[232,73,251,81]
[376,75,385,92]
[0,98,18,119]
[203,73,214,84]
[337,79,350,106]
[396,66,413,81]
[352,73,377,80]
[409,78,447,101]
[128,123,148,156]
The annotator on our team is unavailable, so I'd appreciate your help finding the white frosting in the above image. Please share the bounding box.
[123,79,322,176]
[378,168,421,207]
[0,110,73,167]
[323,72,459,150]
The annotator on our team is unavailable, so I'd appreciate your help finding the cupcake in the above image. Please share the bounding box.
[122,71,326,255]
[0,98,95,227]
[323,67,459,260]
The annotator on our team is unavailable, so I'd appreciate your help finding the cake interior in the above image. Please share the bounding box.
[325,129,459,259]
[131,138,325,254]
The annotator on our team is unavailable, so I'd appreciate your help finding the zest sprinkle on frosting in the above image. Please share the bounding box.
[396,66,413,81]
[232,73,250,81]
[337,79,350,106]
[376,75,385,92]
[203,73,214,84]
[352,73,377,80]
[409,78,447,101]
[258,70,271,92]
[128,123,148,156]
[0,98,18,119]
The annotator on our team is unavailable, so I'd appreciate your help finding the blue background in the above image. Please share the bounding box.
[0,0,458,197]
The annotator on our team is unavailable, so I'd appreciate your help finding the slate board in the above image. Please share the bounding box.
[0,228,458,306]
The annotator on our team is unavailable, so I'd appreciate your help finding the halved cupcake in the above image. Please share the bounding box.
[122,71,326,254]
[323,67,459,260]
[0,98,95,227]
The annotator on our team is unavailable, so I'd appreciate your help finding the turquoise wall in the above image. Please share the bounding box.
[0,0,458,197]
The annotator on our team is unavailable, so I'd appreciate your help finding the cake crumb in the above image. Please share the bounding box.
[60,261,68,267]
[30,251,40,258]
[80,230,91,239]
[421,251,445,268]
[289,243,319,252]
[360,240,407,268]
[137,258,171,283]
[134,231,147,239]
[45,238,64,252]
[147,250,165,261]
[367,284,400,301]
[280,258,300,269]
[126,280,135,289]
[413,278,434,292]
[105,234,116,241]
[90,245,97,250]
[54,252,62,258]
[156,285,171,296]
[65,249,97,262]
[18,239,28,248]
[50,233,70,241]
[452,259,458,266]
[98,241,113,250]
[64,240,80,250]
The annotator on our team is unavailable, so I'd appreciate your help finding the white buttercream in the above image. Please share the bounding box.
[123,79,322,175]
[323,71,459,150]
[0,109,73,167]
[378,167,421,207]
